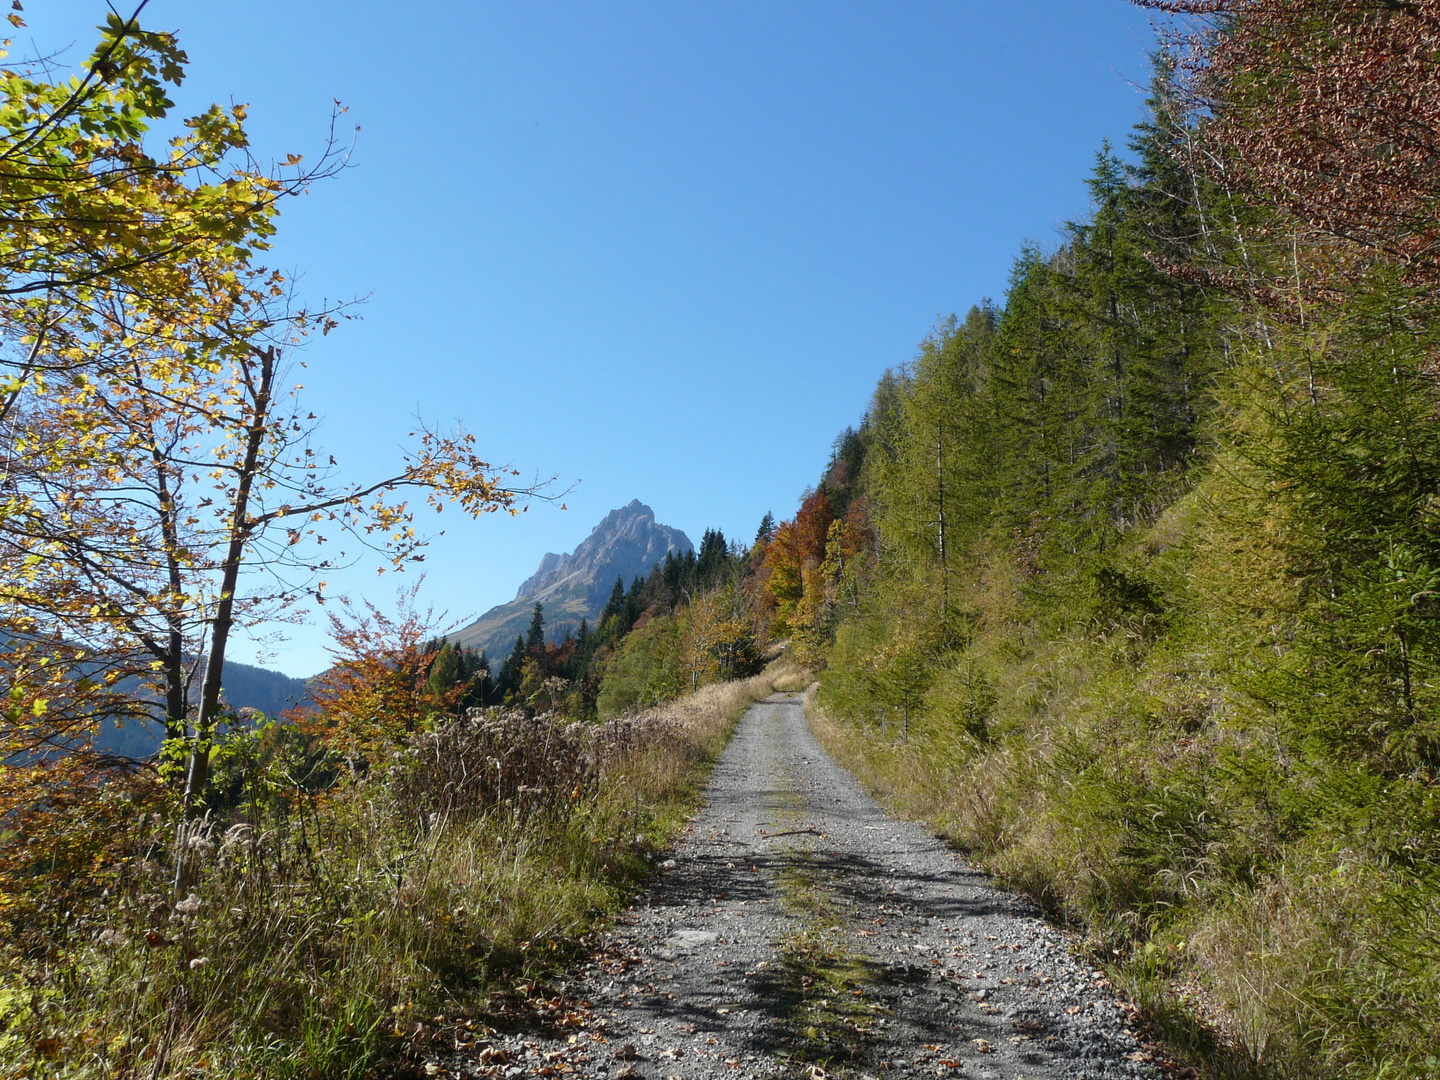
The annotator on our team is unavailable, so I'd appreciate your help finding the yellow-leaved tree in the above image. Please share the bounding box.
[0,6,547,906]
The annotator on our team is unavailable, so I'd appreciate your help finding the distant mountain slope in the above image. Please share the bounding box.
[91,659,312,761]
[451,500,692,659]
[218,660,313,717]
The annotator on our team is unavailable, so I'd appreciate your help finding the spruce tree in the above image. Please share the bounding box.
[623,576,644,627]
[696,528,729,587]
[424,642,461,704]
[470,650,494,708]
[600,575,626,625]
[497,635,526,698]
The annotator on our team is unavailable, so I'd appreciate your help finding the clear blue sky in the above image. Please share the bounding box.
[25,2,1159,677]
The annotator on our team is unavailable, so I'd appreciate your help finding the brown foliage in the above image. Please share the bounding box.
[761,489,834,634]
[387,693,736,829]
[1143,0,1440,281]
[0,756,165,955]
[389,709,598,827]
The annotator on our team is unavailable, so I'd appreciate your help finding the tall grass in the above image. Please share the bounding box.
[0,664,794,1079]
[807,523,1440,1080]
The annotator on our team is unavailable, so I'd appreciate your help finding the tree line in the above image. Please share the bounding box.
[747,4,1440,1075]
[414,526,768,723]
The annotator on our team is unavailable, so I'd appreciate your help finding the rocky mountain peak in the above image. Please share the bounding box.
[514,500,688,603]
[451,501,692,659]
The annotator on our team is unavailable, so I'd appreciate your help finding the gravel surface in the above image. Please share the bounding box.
[452,695,1162,1080]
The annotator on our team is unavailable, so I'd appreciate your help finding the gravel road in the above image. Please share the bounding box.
[455,695,1161,1080]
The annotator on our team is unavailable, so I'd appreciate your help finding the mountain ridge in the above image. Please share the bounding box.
[451,500,692,659]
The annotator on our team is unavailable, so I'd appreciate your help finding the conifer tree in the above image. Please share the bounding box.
[623,576,645,627]
[424,642,462,705]
[497,635,526,699]
[696,529,729,588]
[600,575,626,625]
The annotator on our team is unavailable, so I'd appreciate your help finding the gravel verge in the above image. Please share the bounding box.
[445,695,1162,1080]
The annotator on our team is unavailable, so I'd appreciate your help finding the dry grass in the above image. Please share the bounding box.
[0,663,795,1079]
[807,608,1440,1080]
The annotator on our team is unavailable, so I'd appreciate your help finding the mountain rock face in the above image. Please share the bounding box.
[451,500,691,660]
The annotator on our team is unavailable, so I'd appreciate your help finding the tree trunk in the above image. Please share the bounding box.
[174,345,275,892]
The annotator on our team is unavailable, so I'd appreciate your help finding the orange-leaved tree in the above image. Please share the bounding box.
[287,584,466,776]
[761,488,833,638]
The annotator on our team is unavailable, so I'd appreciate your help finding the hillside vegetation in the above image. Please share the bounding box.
[745,8,1440,1078]
[1,637,807,1077]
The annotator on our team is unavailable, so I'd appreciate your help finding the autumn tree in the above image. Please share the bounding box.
[289,584,462,775]
[1139,0,1440,287]
[0,12,546,895]
[0,4,350,769]
[2,255,537,839]
[680,587,757,690]
[761,488,833,638]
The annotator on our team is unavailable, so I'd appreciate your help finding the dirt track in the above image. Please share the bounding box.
[457,694,1160,1080]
